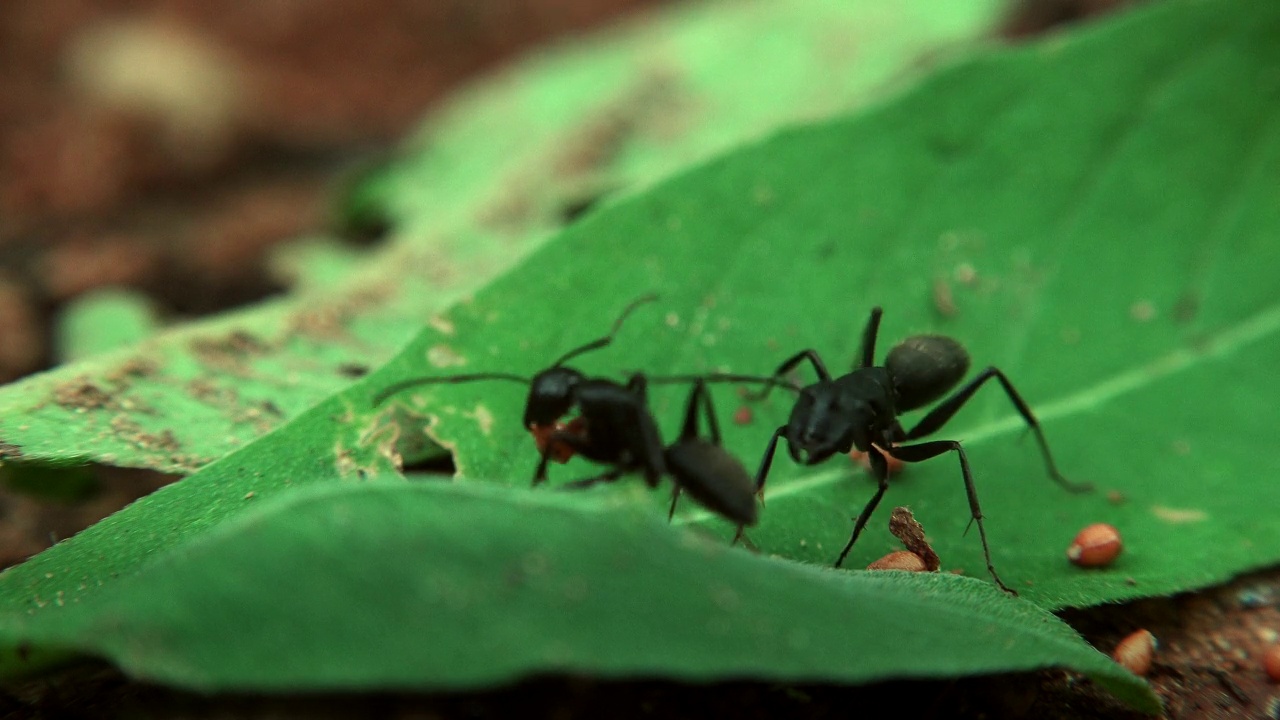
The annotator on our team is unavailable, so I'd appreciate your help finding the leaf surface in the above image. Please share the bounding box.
[370,0,1280,611]
[0,481,1159,712]
[1,0,1272,712]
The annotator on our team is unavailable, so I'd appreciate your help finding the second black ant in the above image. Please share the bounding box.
[373,295,765,533]
[739,306,1093,593]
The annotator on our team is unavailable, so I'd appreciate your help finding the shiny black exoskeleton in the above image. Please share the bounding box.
[374,294,666,486]
[747,306,1092,593]
[373,295,759,530]
[566,377,759,532]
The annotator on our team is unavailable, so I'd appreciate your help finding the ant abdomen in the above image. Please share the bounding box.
[665,441,758,526]
[885,335,970,412]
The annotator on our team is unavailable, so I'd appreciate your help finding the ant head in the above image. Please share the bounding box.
[524,366,585,429]
[786,386,877,464]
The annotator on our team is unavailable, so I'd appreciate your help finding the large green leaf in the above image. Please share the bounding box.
[0,0,1267,711]
[367,0,1280,612]
[0,0,1001,476]
[0,481,1158,712]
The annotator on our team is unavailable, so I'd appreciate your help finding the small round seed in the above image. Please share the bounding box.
[1113,629,1156,676]
[866,550,927,572]
[1068,523,1122,567]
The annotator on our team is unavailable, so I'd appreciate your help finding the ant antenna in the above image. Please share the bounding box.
[549,293,659,368]
[372,372,528,407]
[373,293,657,407]
[643,372,804,393]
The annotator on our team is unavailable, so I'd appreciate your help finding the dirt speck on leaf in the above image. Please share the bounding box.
[1151,505,1208,524]
[467,404,495,436]
[189,330,272,375]
[932,276,957,318]
[478,69,687,232]
[429,315,456,336]
[104,356,160,386]
[286,287,388,342]
[53,377,116,411]
[109,415,182,453]
[1129,300,1157,322]
[553,69,682,179]
[427,344,467,368]
[187,377,237,406]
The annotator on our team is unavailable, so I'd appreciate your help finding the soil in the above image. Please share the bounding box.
[5,0,1271,718]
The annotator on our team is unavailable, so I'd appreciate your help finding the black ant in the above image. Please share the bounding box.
[563,376,760,534]
[372,295,764,531]
[741,306,1093,593]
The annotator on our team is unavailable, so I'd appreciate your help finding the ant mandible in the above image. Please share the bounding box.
[372,295,763,531]
[744,306,1093,593]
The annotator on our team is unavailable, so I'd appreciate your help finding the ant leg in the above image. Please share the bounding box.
[561,468,627,490]
[688,378,724,445]
[675,378,710,442]
[744,350,833,402]
[668,486,683,520]
[899,367,1092,493]
[753,425,789,502]
[669,378,716,520]
[834,447,891,568]
[887,440,1016,595]
[532,449,554,486]
[625,373,650,403]
[548,294,658,367]
[854,307,884,370]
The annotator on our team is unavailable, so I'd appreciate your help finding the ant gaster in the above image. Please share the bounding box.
[372,295,761,530]
[745,306,1093,593]
[564,377,760,533]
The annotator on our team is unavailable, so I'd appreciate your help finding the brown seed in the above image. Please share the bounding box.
[866,551,927,572]
[1113,629,1156,676]
[1068,523,1122,567]
[887,507,940,572]
[1264,644,1280,682]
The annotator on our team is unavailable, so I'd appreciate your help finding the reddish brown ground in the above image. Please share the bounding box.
[5,1,1269,718]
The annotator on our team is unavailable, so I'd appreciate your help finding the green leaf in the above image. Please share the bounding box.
[375,0,1008,239]
[0,0,1265,711]
[54,289,160,363]
[0,0,1002,477]
[370,0,1280,612]
[0,481,1158,712]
